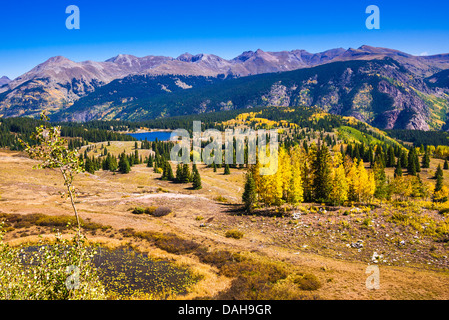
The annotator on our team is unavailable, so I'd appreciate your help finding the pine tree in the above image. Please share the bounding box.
[444,159,449,170]
[394,159,403,177]
[373,157,388,201]
[311,142,332,203]
[108,154,118,171]
[192,169,202,190]
[353,144,361,162]
[415,153,421,173]
[84,157,95,174]
[242,171,257,213]
[213,162,217,172]
[435,164,443,179]
[102,155,110,171]
[175,164,183,183]
[182,164,191,183]
[387,146,396,167]
[161,161,169,180]
[118,153,130,174]
[134,149,139,165]
[224,164,230,175]
[422,147,430,168]
[434,165,445,202]
[407,148,416,176]
[147,156,153,168]
[400,151,408,169]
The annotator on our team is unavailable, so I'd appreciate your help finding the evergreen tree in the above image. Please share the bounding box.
[147,156,153,168]
[387,146,396,167]
[407,148,417,176]
[303,140,308,153]
[175,164,183,183]
[192,169,202,190]
[161,161,169,180]
[422,150,430,168]
[444,159,449,170]
[224,164,231,175]
[164,162,174,181]
[118,153,130,174]
[346,144,353,159]
[353,144,361,162]
[373,157,388,201]
[368,146,374,168]
[311,142,332,203]
[108,154,118,171]
[242,171,256,213]
[415,152,421,173]
[433,165,445,202]
[102,155,110,171]
[134,149,140,165]
[435,164,443,179]
[400,151,408,169]
[394,159,403,177]
[84,157,95,174]
[182,164,191,183]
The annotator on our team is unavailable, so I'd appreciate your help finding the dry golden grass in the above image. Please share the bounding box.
[1,149,449,300]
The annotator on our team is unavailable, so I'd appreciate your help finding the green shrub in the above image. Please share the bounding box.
[225,229,244,239]
[0,213,110,231]
[151,207,171,217]
[293,273,322,291]
[0,224,105,299]
[131,207,146,215]
[130,206,170,217]
[217,260,288,300]
[215,196,228,203]
[196,250,243,269]
[362,218,372,228]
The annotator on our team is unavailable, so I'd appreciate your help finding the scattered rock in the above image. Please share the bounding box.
[351,241,364,249]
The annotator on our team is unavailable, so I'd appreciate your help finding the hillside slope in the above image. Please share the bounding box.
[54,58,449,131]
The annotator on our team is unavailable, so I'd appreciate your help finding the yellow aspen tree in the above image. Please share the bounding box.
[278,147,292,201]
[329,152,348,206]
[257,149,283,206]
[356,159,373,203]
[289,146,304,204]
[368,171,376,202]
[346,160,359,202]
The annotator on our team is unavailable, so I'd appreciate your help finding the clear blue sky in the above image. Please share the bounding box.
[1,0,448,79]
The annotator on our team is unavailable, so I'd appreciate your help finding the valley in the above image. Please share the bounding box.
[1,145,448,299]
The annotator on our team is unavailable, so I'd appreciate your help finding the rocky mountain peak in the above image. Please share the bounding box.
[176,53,195,62]
[0,76,11,85]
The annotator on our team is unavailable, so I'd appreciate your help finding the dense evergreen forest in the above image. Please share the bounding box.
[0,117,136,150]
[385,129,449,147]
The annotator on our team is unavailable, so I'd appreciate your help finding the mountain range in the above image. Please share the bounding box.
[1,45,449,131]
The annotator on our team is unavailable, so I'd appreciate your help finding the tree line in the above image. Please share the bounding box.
[242,141,444,213]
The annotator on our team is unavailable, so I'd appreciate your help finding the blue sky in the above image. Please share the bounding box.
[1,0,448,79]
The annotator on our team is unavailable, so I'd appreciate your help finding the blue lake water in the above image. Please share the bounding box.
[127,131,172,141]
